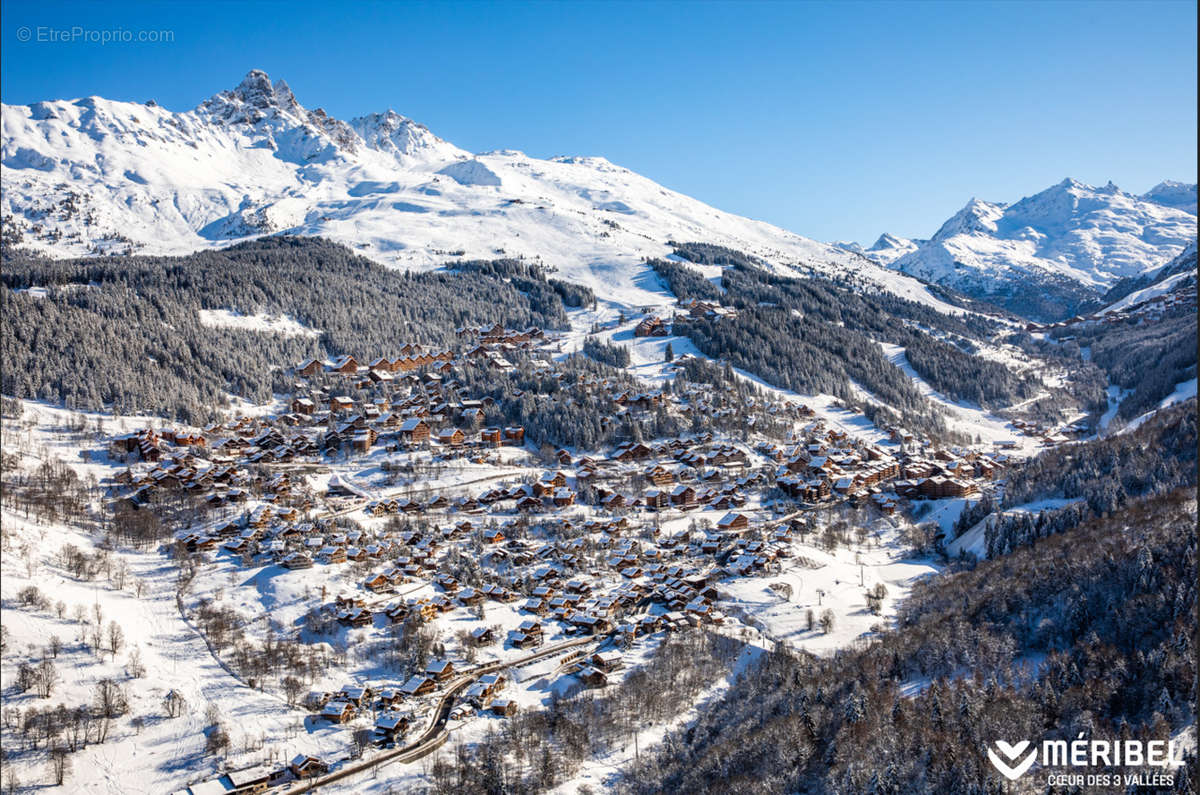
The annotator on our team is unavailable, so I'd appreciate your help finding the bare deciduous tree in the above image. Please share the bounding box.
[48,745,71,786]
[127,647,145,678]
[106,621,124,659]
[34,659,59,698]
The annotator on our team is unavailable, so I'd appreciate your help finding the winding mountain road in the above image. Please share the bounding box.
[283,635,598,792]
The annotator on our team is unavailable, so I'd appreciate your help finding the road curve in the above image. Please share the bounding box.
[283,635,598,792]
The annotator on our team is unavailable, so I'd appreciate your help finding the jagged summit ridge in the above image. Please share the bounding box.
[3,69,964,313]
[882,178,1195,319]
[350,109,461,160]
[2,72,1191,321]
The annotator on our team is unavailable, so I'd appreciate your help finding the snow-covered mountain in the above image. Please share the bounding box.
[884,179,1196,320]
[833,233,920,265]
[1,70,957,312]
[864,233,921,264]
[1100,241,1197,315]
[1141,180,1198,215]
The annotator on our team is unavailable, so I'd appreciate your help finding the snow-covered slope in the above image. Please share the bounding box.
[887,179,1196,320]
[1141,180,1198,215]
[1,70,955,311]
[832,233,921,265]
[864,233,921,264]
[1099,241,1197,315]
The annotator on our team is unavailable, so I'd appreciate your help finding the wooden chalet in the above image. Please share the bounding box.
[289,755,329,780]
[319,700,356,723]
[375,711,410,742]
[398,418,431,444]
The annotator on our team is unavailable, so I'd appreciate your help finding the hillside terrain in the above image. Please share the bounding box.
[1,69,1196,795]
[2,70,957,315]
[861,179,1196,320]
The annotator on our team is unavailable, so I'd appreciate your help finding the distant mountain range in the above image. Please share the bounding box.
[0,70,952,313]
[1,70,1193,322]
[1101,241,1197,315]
[848,179,1196,320]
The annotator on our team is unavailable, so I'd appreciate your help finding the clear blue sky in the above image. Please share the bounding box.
[2,0,1196,244]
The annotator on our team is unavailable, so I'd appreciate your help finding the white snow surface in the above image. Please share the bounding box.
[946,497,1084,560]
[0,397,946,794]
[197,309,321,337]
[1100,269,1194,315]
[1098,241,1198,314]
[1121,379,1198,433]
[853,232,922,265]
[2,70,960,314]
[889,179,1196,292]
[1141,180,1198,215]
[877,342,1040,453]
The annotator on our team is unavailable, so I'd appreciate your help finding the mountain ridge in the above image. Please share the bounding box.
[1,69,960,316]
[3,71,1193,323]
[863,178,1197,320]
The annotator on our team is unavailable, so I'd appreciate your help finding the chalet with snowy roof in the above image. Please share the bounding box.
[327,355,358,375]
[601,492,627,510]
[398,418,431,444]
[384,602,411,623]
[643,489,670,510]
[425,658,456,682]
[400,675,436,697]
[281,552,313,569]
[645,465,675,488]
[375,711,411,742]
[436,427,465,447]
[319,700,356,723]
[516,495,542,512]
[337,684,372,707]
[297,358,324,377]
[289,755,329,779]
[670,484,697,509]
[463,681,493,707]
[570,613,611,634]
[578,666,609,688]
[717,512,750,532]
[611,442,654,461]
[634,316,669,337]
[489,698,518,717]
[590,650,625,672]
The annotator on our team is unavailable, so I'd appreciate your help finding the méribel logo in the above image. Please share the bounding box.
[987,740,1038,780]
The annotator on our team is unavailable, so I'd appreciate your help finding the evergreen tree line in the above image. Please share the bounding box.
[620,486,1197,794]
[675,308,952,439]
[446,257,596,309]
[451,351,783,451]
[453,354,649,451]
[1059,311,1197,421]
[653,247,1044,438]
[647,258,724,302]
[954,399,1197,556]
[666,356,792,439]
[581,337,632,368]
[1,237,578,423]
[1002,331,1109,417]
[716,261,1036,407]
[669,241,765,269]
